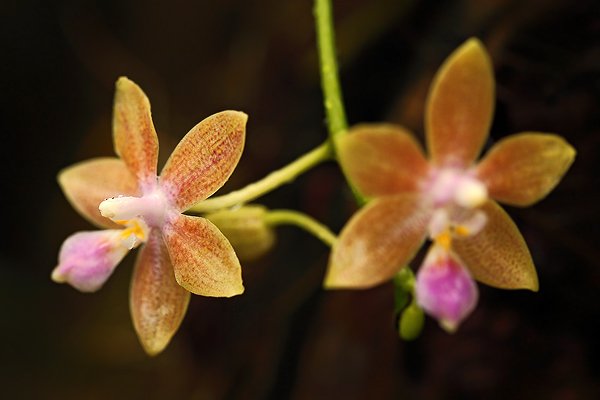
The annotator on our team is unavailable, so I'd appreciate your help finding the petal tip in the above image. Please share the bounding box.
[220,110,249,134]
[322,259,378,290]
[116,76,134,89]
[215,278,245,298]
[525,274,539,292]
[324,250,363,290]
[562,140,577,165]
[139,335,171,357]
[462,37,485,52]
[228,283,245,297]
[322,268,343,290]
[542,134,577,172]
[216,110,249,127]
[174,272,245,298]
[114,76,149,109]
[226,109,249,121]
[115,77,141,99]
[455,38,490,65]
[50,266,66,284]
[56,167,68,187]
[440,319,459,334]
[450,37,492,72]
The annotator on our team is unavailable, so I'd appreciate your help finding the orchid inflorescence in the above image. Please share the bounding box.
[52,2,575,355]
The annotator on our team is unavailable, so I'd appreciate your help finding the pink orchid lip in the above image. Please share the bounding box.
[52,230,134,292]
[415,244,479,332]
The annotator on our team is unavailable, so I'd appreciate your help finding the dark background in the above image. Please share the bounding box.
[1,0,599,398]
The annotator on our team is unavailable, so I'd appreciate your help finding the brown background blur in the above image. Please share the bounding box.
[1,0,599,398]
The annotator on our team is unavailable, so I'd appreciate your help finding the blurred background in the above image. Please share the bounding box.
[1,0,599,398]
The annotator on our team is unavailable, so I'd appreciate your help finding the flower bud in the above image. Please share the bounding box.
[205,205,275,261]
[399,302,425,341]
[393,268,414,313]
[415,244,478,332]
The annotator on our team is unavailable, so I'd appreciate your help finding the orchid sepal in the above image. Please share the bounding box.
[163,214,244,298]
[58,158,139,229]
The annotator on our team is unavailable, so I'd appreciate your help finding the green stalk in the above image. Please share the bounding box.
[314,0,348,138]
[265,209,337,247]
[314,0,365,204]
[189,142,332,213]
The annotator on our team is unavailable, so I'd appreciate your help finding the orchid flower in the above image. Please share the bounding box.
[325,38,575,330]
[52,77,247,354]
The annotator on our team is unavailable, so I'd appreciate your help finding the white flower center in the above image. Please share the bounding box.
[421,167,489,244]
[422,167,487,209]
[99,188,170,239]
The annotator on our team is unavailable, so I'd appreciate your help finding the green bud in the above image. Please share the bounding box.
[205,205,275,261]
[394,285,409,314]
[393,267,414,314]
[399,302,424,341]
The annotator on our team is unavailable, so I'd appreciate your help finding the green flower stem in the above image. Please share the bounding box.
[188,141,333,213]
[314,0,348,138]
[314,0,366,205]
[264,209,337,247]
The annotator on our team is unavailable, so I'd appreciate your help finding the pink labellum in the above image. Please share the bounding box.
[415,245,478,332]
[52,230,135,292]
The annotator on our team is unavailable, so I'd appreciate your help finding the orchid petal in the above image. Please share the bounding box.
[113,77,159,188]
[453,200,538,291]
[160,111,247,212]
[58,157,139,228]
[51,230,132,292]
[162,214,244,297]
[337,124,429,197]
[425,38,494,167]
[130,231,190,356]
[415,244,478,332]
[476,133,576,206]
[326,194,431,289]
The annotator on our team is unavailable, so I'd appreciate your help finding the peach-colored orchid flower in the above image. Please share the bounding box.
[52,77,247,354]
[326,38,575,330]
